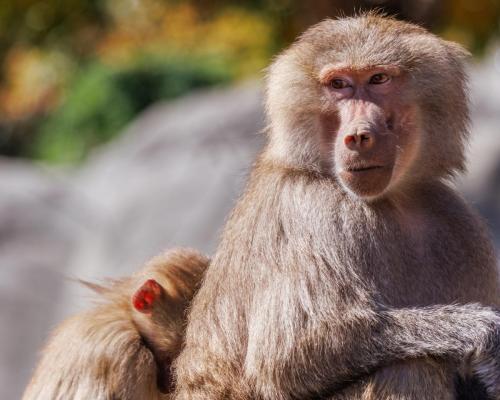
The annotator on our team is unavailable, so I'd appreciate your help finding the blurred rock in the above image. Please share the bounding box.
[71,82,265,280]
[1,82,265,400]
[0,159,93,397]
[457,47,500,247]
[1,53,499,399]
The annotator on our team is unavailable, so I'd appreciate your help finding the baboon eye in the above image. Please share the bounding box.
[330,79,349,89]
[369,73,390,84]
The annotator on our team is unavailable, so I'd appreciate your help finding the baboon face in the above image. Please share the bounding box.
[266,14,469,200]
[320,64,419,199]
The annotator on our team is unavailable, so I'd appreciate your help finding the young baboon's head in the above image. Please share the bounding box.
[265,13,470,200]
[130,249,208,394]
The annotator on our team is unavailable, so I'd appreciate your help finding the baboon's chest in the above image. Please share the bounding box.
[338,210,477,307]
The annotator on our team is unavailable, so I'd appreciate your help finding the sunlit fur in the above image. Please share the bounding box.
[174,13,500,400]
[23,249,208,400]
[265,12,470,198]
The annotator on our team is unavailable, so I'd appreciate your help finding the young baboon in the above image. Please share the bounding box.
[23,249,208,400]
[173,14,500,400]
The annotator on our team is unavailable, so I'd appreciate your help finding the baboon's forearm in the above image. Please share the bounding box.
[322,304,499,393]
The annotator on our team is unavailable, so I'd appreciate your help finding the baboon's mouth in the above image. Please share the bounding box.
[346,165,385,173]
[337,164,393,199]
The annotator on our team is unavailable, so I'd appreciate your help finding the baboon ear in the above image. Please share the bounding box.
[132,279,163,313]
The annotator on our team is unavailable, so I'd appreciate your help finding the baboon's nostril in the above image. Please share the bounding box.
[344,135,356,146]
[386,116,394,131]
[344,131,374,151]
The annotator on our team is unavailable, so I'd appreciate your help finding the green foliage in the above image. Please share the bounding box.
[0,0,106,63]
[1,0,499,163]
[33,56,232,163]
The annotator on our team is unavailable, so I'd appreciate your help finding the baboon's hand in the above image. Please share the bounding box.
[470,314,500,399]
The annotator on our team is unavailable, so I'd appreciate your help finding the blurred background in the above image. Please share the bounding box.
[0,0,499,398]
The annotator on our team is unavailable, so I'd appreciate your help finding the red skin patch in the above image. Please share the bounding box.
[344,135,355,146]
[132,279,163,313]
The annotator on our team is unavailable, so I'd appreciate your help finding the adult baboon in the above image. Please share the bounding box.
[173,14,500,400]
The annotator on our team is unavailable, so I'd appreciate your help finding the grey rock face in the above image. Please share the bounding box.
[2,83,265,400]
[458,49,500,247]
[1,52,499,399]
[0,160,92,397]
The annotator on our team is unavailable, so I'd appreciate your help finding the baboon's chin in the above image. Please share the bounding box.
[337,166,393,200]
